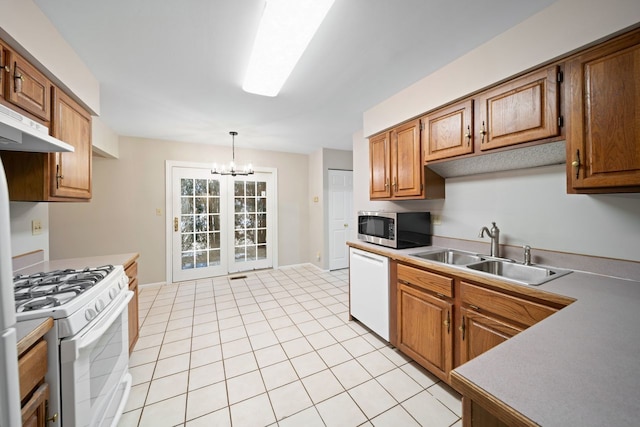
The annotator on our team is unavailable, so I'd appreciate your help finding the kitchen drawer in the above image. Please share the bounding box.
[18,340,47,402]
[398,263,453,297]
[460,281,557,327]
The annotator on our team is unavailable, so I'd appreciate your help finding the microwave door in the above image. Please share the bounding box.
[0,159,21,427]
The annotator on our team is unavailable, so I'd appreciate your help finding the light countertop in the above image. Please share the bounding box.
[15,253,139,276]
[347,240,640,426]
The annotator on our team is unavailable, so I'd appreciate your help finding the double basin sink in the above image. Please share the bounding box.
[410,249,571,286]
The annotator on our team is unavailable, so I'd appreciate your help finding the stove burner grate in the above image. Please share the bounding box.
[13,264,116,311]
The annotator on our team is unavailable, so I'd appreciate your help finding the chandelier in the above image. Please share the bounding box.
[211,131,254,176]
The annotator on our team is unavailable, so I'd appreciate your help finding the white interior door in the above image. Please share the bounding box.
[328,169,353,270]
[172,167,228,282]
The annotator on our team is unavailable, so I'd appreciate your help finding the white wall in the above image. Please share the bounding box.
[308,149,353,270]
[364,0,640,137]
[92,117,119,158]
[308,150,324,267]
[9,202,49,260]
[0,0,100,114]
[49,137,310,284]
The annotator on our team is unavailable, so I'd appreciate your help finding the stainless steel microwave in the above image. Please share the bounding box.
[357,211,431,249]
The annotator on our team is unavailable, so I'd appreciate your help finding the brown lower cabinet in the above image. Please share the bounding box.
[396,263,454,382]
[458,308,521,366]
[392,261,568,380]
[389,259,573,427]
[18,318,55,427]
[124,255,140,354]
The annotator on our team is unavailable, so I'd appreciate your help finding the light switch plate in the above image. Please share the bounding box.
[32,220,42,235]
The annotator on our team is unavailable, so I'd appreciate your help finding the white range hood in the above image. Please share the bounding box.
[0,104,73,153]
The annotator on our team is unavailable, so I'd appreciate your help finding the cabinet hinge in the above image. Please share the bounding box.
[558,116,564,128]
[420,122,425,131]
[557,71,563,83]
[420,183,423,191]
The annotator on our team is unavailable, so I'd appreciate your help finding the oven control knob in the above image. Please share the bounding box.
[95,299,105,312]
[109,288,118,300]
[85,308,97,321]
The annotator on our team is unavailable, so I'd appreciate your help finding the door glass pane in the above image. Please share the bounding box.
[257,245,267,260]
[180,177,223,270]
[246,182,256,196]
[233,179,267,264]
[209,250,220,266]
[181,179,194,196]
[181,198,193,215]
[234,181,244,196]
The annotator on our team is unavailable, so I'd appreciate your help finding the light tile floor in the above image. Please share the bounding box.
[118,265,462,427]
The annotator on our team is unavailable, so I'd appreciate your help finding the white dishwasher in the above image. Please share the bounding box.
[349,247,390,341]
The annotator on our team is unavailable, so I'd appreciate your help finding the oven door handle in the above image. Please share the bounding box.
[61,290,133,363]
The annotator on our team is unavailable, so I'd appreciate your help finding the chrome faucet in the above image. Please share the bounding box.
[523,245,532,265]
[479,222,500,257]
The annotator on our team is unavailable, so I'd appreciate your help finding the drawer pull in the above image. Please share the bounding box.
[469,304,480,311]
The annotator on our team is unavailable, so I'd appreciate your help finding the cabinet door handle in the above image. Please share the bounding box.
[385,178,389,190]
[571,149,581,179]
[464,125,471,146]
[479,121,487,143]
[459,316,466,340]
[2,65,9,73]
[444,311,451,334]
[392,177,397,192]
[55,165,64,189]
[174,217,179,232]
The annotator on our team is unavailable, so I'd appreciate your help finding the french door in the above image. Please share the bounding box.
[170,164,275,282]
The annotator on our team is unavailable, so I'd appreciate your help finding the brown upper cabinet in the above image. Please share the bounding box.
[49,87,92,199]
[422,99,474,162]
[369,119,445,200]
[369,131,391,198]
[0,36,93,202]
[422,65,561,163]
[0,87,92,201]
[566,28,640,193]
[3,49,51,122]
[476,65,560,152]
[0,41,7,99]
[390,120,423,198]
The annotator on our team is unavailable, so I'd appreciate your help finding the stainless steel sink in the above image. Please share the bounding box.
[411,249,484,266]
[465,259,571,286]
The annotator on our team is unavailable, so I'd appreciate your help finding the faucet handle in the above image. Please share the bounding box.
[523,245,532,265]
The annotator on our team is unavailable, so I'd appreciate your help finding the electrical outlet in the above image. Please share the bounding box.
[432,214,442,225]
[316,251,321,261]
[156,208,162,216]
[32,220,42,235]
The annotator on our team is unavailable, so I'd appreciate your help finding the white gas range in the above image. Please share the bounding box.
[13,264,132,427]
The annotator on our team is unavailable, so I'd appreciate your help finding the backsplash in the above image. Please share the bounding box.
[352,131,640,267]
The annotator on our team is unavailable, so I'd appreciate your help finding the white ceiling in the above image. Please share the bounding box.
[34,0,556,154]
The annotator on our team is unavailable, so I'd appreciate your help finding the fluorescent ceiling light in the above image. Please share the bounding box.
[243,0,336,97]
